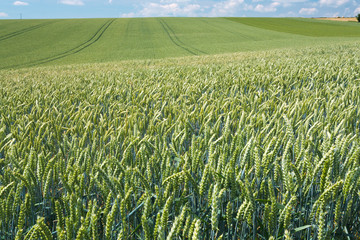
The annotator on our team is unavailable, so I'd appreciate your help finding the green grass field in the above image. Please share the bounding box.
[226,17,360,37]
[0,17,360,69]
[1,18,360,240]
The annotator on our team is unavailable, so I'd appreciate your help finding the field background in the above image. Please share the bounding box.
[1,17,360,69]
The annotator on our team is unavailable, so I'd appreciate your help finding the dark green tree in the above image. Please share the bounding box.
[356,13,360,22]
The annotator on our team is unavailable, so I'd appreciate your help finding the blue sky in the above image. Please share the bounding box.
[0,0,359,19]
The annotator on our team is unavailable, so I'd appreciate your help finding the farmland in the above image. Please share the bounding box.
[1,17,360,69]
[226,17,360,37]
[1,18,360,239]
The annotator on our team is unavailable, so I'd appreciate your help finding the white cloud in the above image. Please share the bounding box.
[122,2,202,17]
[274,0,308,7]
[122,12,136,18]
[160,0,191,2]
[209,0,245,16]
[355,7,360,14]
[277,11,298,16]
[13,1,29,6]
[299,7,318,15]
[0,12,8,17]
[319,0,349,7]
[274,0,308,2]
[109,0,112,3]
[286,11,296,16]
[254,2,279,12]
[59,0,84,6]
[243,4,255,11]
[272,2,281,6]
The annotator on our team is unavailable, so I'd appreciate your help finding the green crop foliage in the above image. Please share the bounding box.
[0,41,360,239]
[226,17,360,37]
[1,17,360,69]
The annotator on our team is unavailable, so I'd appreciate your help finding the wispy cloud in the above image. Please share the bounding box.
[13,1,29,6]
[355,7,360,15]
[209,0,245,16]
[274,0,308,7]
[160,0,191,2]
[254,2,280,12]
[122,2,202,17]
[0,12,8,17]
[299,7,318,15]
[108,0,112,3]
[59,0,84,6]
[319,0,349,7]
[274,0,308,3]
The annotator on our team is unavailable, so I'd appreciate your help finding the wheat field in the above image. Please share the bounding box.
[0,43,360,239]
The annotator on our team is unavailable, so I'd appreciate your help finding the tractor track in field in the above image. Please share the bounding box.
[158,19,206,56]
[0,21,57,42]
[4,18,115,69]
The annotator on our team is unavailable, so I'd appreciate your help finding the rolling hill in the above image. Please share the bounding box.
[1,17,360,69]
